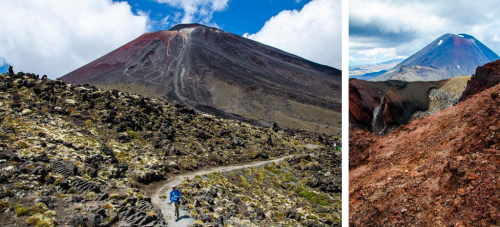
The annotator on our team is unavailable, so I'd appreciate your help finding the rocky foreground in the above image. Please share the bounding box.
[0,70,339,226]
[179,148,341,227]
[350,60,500,226]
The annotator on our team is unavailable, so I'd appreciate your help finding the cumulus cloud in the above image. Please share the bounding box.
[155,0,229,26]
[350,0,500,65]
[243,0,341,69]
[0,0,148,78]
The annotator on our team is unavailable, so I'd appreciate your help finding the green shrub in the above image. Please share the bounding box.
[31,203,48,214]
[15,204,31,216]
[297,189,330,206]
[26,213,56,227]
[43,210,56,217]
[0,201,10,212]
[109,193,127,200]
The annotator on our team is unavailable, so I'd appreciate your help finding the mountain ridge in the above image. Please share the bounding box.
[371,33,499,81]
[61,24,341,134]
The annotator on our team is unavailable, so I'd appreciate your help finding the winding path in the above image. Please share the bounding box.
[148,155,294,227]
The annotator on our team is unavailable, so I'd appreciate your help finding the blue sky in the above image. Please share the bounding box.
[121,0,311,36]
[0,59,8,73]
[0,0,340,78]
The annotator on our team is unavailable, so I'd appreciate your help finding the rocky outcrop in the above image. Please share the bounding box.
[52,160,78,177]
[349,79,444,133]
[459,60,500,102]
[116,198,165,226]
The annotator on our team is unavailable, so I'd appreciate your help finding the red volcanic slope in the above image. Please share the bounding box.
[64,31,172,85]
[350,61,500,226]
[460,60,500,102]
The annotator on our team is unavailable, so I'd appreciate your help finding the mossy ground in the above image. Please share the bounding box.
[179,149,341,226]
[0,71,341,226]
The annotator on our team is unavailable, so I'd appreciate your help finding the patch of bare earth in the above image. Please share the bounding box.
[350,83,500,226]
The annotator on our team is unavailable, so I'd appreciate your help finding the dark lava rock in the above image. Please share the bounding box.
[286,210,300,221]
[95,193,109,201]
[117,134,131,143]
[460,60,500,102]
[68,214,88,227]
[86,167,98,178]
[233,196,241,204]
[102,110,116,123]
[70,178,101,193]
[0,174,7,184]
[101,146,114,156]
[87,213,104,227]
[33,152,50,163]
[35,196,55,208]
[52,160,78,177]
[85,155,105,169]
[32,166,49,182]
[70,195,84,202]
[215,216,224,226]
[320,217,333,225]
[113,163,128,178]
[200,213,213,222]
[137,171,164,184]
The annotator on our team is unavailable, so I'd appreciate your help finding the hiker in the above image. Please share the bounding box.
[168,185,181,221]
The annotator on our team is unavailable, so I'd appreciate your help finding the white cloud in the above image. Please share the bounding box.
[358,48,407,59]
[350,0,500,65]
[494,35,500,42]
[349,56,372,62]
[155,0,229,26]
[243,0,341,69]
[0,0,148,78]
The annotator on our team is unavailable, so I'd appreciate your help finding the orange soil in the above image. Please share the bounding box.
[350,83,500,226]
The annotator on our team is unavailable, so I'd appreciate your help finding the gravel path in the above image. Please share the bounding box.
[149,155,293,227]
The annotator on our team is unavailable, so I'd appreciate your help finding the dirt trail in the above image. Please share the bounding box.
[148,155,293,227]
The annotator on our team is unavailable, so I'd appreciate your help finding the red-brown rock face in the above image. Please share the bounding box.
[459,60,500,102]
[350,64,500,226]
[349,79,443,133]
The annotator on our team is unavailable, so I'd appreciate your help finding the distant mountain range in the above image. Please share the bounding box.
[61,24,341,134]
[349,59,404,80]
[370,33,499,81]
